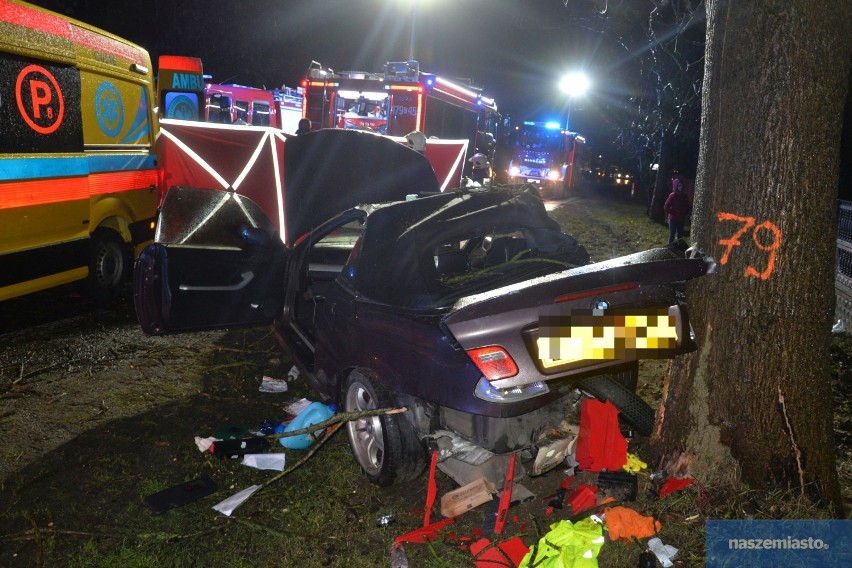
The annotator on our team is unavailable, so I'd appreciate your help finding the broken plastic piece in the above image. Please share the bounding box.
[212,436,270,458]
[597,470,638,502]
[566,483,598,516]
[623,452,648,473]
[659,476,696,499]
[143,476,218,515]
[575,398,628,472]
[493,452,517,535]
[396,450,457,544]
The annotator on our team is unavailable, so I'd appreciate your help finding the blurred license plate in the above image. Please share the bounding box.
[536,308,678,368]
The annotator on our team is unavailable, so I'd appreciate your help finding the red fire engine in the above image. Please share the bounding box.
[506,121,583,198]
[300,61,499,167]
[205,83,303,134]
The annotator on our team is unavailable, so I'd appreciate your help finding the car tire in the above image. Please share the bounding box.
[343,370,426,486]
[578,372,655,436]
[87,229,131,303]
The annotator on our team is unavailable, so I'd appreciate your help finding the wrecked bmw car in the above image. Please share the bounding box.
[135,128,714,486]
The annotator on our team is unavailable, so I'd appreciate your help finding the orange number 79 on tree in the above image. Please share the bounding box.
[717,212,782,280]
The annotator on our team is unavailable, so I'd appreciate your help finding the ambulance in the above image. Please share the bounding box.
[0,0,171,302]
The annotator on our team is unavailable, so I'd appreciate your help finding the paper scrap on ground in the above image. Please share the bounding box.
[259,376,289,393]
[194,436,218,452]
[648,537,679,567]
[242,453,286,471]
[213,484,261,516]
[285,398,312,416]
[287,365,300,381]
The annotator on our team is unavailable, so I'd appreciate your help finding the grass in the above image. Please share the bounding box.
[0,183,848,567]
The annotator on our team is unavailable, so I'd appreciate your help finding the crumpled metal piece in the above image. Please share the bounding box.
[427,430,494,466]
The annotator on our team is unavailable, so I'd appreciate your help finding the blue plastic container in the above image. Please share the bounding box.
[278,402,335,449]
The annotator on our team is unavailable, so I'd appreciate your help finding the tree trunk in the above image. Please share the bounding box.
[651,0,851,515]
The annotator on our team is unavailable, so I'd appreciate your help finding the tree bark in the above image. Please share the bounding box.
[651,0,851,515]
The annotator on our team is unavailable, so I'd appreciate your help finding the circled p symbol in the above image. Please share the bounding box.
[15,65,65,135]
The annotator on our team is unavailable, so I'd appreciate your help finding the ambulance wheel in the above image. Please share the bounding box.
[578,372,654,436]
[87,229,131,303]
[343,370,426,486]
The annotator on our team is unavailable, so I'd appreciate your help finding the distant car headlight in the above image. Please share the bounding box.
[509,166,521,176]
[547,170,560,181]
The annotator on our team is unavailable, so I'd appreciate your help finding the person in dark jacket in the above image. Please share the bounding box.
[664,179,690,243]
[295,118,312,135]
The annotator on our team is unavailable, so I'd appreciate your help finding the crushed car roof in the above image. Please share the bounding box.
[345,186,583,308]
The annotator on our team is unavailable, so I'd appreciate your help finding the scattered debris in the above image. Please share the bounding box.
[603,506,661,541]
[576,399,628,471]
[241,453,285,471]
[441,477,496,518]
[258,376,289,393]
[212,484,261,517]
[143,476,218,515]
[659,476,696,498]
[389,541,409,567]
[470,536,529,567]
[647,536,679,567]
[519,517,605,567]
[212,437,270,459]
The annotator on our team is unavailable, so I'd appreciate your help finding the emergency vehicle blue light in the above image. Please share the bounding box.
[425,77,434,87]
[523,121,535,126]
[545,121,561,130]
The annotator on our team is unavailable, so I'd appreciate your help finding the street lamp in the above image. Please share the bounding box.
[558,71,590,131]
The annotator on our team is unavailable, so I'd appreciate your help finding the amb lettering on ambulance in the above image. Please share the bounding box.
[0,0,159,302]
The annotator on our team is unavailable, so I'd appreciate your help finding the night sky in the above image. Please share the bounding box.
[28,0,643,133]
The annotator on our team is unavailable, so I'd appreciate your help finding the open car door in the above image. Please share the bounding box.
[134,186,287,334]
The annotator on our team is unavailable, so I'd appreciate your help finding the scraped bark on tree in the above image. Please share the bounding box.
[651,0,851,514]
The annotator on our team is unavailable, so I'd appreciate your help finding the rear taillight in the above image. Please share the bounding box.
[467,346,518,381]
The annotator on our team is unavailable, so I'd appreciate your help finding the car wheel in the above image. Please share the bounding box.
[578,373,655,436]
[87,230,131,303]
[343,370,426,486]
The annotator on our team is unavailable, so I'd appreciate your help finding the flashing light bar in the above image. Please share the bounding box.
[435,76,479,100]
[158,55,203,73]
[304,80,340,87]
[545,121,561,130]
[388,84,423,92]
[337,90,388,100]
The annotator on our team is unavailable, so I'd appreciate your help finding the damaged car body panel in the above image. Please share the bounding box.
[135,128,715,486]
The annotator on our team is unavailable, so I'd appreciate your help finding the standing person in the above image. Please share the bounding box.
[468,152,491,186]
[295,118,312,135]
[405,130,426,153]
[663,178,690,243]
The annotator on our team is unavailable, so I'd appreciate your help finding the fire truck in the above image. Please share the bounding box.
[506,120,583,198]
[300,60,499,169]
[205,83,304,134]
